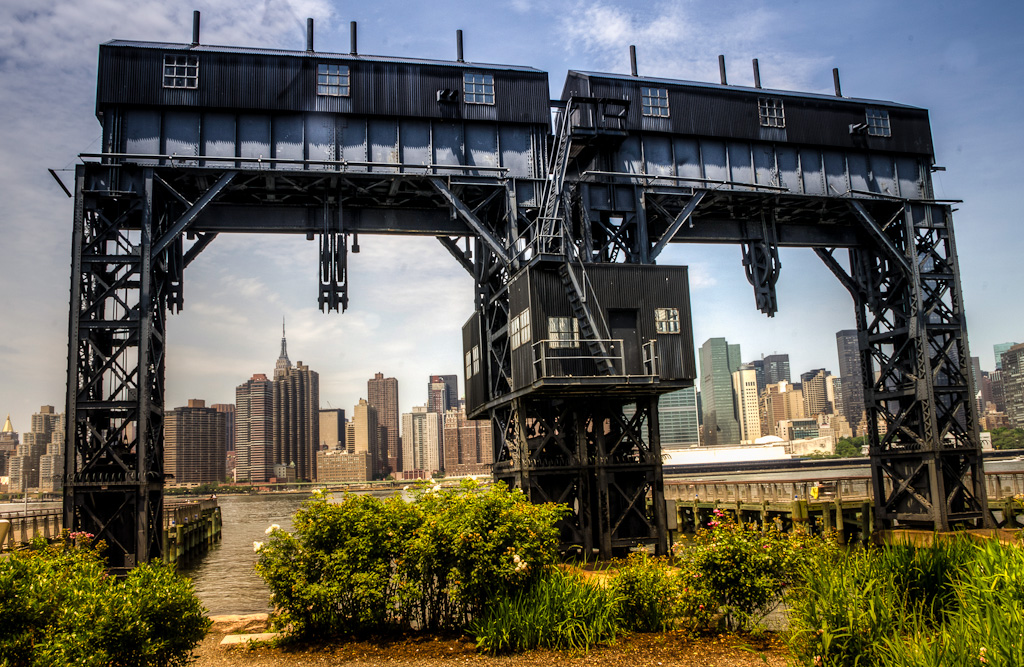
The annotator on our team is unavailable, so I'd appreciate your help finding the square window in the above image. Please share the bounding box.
[758,97,785,128]
[317,63,350,97]
[464,72,494,105]
[548,316,579,349]
[471,345,481,375]
[655,308,681,334]
[641,87,670,117]
[163,54,198,89]
[866,108,891,137]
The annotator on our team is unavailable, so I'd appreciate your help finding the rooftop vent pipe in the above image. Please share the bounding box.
[306,18,314,52]
[629,45,638,76]
[350,21,357,55]
[718,55,727,85]
[752,58,761,88]
[191,10,200,46]
[457,29,464,62]
[833,68,842,97]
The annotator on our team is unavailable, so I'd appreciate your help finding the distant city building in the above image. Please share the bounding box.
[316,449,373,482]
[777,418,820,442]
[760,380,805,438]
[991,370,1006,413]
[801,369,833,417]
[352,398,384,478]
[763,354,792,386]
[699,337,742,446]
[428,374,459,413]
[0,415,18,477]
[732,366,762,443]
[235,373,274,483]
[836,329,866,435]
[319,409,346,450]
[11,406,65,493]
[272,324,319,482]
[1001,344,1024,428]
[368,372,400,474]
[212,404,236,452]
[165,399,227,485]
[658,387,700,449]
[995,342,1018,371]
[442,407,493,476]
[970,356,984,418]
[402,406,442,475]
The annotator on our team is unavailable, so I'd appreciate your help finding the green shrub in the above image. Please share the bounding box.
[470,567,618,654]
[0,535,209,667]
[255,480,570,639]
[608,553,680,632]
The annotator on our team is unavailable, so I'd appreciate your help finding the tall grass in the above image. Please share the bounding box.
[470,567,619,655]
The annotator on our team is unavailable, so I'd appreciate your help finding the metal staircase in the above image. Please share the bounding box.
[537,100,576,253]
[558,262,616,375]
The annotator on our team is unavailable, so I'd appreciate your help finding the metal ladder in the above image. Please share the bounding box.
[558,262,616,375]
[537,100,576,253]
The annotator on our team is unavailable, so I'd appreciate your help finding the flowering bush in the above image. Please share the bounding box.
[608,552,681,632]
[255,480,569,639]
[0,533,209,667]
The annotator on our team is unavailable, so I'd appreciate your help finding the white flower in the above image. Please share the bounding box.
[265,524,281,535]
[402,485,409,491]
[253,541,263,552]
[512,553,521,564]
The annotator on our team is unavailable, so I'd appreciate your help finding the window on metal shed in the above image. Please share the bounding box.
[758,97,785,128]
[655,308,681,334]
[548,317,579,349]
[641,87,670,117]
[163,54,199,89]
[866,108,891,137]
[317,63,350,97]
[464,72,494,104]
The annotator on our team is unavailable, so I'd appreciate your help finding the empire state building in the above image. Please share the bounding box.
[272,320,319,482]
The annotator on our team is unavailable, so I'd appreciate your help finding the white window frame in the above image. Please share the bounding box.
[163,54,199,89]
[471,345,481,375]
[465,350,474,379]
[865,108,891,137]
[510,309,532,350]
[655,308,681,334]
[641,87,670,117]
[548,316,579,349]
[464,72,494,105]
[317,63,350,97]
[758,97,785,128]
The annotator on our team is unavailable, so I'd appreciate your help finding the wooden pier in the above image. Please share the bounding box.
[1,497,221,566]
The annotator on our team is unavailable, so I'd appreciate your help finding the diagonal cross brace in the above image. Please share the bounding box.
[152,170,237,258]
[849,200,913,277]
[650,190,706,260]
[429,178,511,266]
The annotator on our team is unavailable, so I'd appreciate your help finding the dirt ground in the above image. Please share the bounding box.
[193,616,789,667]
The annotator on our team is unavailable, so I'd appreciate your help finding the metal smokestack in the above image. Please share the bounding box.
[629,45,638,76]
[833,67,842,97]
[457,29,464,62]
[350,21,357,55]
[191,10,200,46]
[718,55,727,85]
[752,58,761,88]
[306,18,314,52]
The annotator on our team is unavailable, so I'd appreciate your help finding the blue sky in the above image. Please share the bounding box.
[1,0,1022,431]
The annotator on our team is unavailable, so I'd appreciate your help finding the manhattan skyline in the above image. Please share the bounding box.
[1,1,1022,432]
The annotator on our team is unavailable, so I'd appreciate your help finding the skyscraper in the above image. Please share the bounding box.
[235,373,273,483]
[319,408,346,450]
[428,374,459,413]
[273,359,319,482]
[763,354,791,385]
[699,337,741,445]
[836,330,866,434]
[164,399,227,485]
[657,387,700,449]
[368,372,400,474]
[352,398,383,478]
[995,342,1019,371]
[1001,344,1024,428]
[801,368,834,417]
[732,366,762,443]
[442,407,493,476]
[402,406,443,474]
[760,380,805,437]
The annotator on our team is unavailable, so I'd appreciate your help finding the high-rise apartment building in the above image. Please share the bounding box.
[273,360,319,482]
[1001,343,1024,428]
[164,399,227,485]
[211,404,235,452]
[699,337,741,445]
[442,407,493,476]
[368,372,400,474]
[995,342,1018,371]
[760,380,805,437]
[11,406,65,492]
[658,387,700,449]
[732,366,762,443]
[235,373,274,483]
[402,406,442,475]
[0,415,17,478]
[318,409,346,450]
[836,330,866,434]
